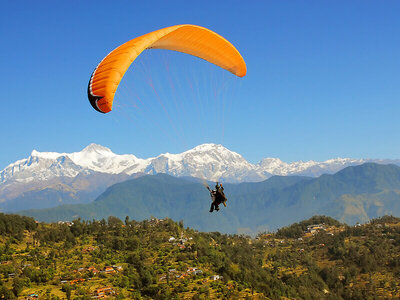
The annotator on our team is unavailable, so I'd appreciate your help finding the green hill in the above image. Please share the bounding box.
[19,163,400,234]
[2,213,400,299]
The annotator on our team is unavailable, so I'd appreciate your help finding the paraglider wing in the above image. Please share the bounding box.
[88,24,247,113]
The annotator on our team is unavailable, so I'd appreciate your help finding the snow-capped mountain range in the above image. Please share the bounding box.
[1,143,399,212]
[2,143,399,184]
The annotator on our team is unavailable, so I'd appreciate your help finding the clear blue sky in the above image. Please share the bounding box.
[1,0,400,169]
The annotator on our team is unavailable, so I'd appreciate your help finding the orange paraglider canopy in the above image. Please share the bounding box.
[88,24,247,113]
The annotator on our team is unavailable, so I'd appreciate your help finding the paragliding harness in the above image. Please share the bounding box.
[207,183,227,212]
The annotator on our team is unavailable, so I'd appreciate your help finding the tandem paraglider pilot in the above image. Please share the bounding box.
[207,182,227,213]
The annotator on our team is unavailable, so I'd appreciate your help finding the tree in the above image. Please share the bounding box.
[62,284,72,300]
[0,285,16,299]
[108,216,123,228]
[12,277,24,297]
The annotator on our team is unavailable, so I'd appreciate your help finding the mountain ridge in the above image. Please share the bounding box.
[2,143,399,212]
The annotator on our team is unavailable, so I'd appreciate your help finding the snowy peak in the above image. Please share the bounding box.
[151,143,247,166]
[30,149,64,160]
[188,144,246,160]
[189,143,233,153]
[146,143,254,182]
[177,143,247,164]
[1,145,135,184]
[256,157,370,176]
[68,144,142,175]
[81,143,113,155]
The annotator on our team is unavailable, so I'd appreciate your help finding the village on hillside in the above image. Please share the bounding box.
[1,214,400,299]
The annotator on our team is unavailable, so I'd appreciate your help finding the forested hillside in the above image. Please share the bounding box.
[1,213,400,299]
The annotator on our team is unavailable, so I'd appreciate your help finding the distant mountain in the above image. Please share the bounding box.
[0,172,133,212]
[19,163,400,234]
[2,143,399,212]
